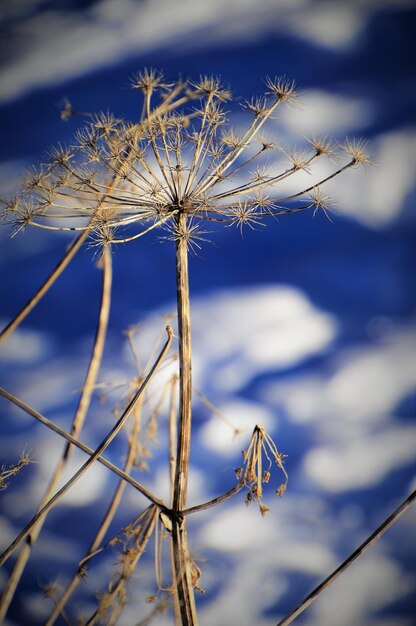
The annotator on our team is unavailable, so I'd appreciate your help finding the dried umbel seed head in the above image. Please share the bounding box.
[2,69,369,254]
[239,424,288,514]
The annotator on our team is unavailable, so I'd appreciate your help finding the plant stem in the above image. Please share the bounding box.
[0,387,167,510]
[168,375,182,626]
[0,247,112,622]
[171,211,198,625]
[276,488,416,626]
[173,212,193,512]
[0,229,90,344]
[0,326,172,567]
[45,398,144,626]
[182,482,245,516]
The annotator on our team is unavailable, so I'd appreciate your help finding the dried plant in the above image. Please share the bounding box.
[0,452,32,491]
[2,69,408,626]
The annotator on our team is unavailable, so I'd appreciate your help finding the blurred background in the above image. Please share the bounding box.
[0,1,415,625]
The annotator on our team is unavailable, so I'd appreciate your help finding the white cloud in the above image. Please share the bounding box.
[263,323,416,491]
[0,0,412,103]
[202,502,277,551]
[198,399,272,455]
[126,285,338,394]
[332,129,416,227]
[199,500,335,626]
[286,3,363,48]
[0,0,276,102]
[201,500,335,572]
[277,88,416,229]
[279,90,375,136]
[304,426,416,491]
[266,325,416,429]
[192,286,337,392]
[0,324,53,364]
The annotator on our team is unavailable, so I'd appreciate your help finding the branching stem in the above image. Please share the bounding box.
[0,326,172,567]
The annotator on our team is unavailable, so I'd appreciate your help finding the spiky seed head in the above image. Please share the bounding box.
[191,75,231,101]
[227,202,265,233]
[287,149,311,171]
[130,68,171,94]
[47,144,74,169]
[307,135,337,160]
[265,76,298,105]
[343,138,372,166]
[242,96,270,118]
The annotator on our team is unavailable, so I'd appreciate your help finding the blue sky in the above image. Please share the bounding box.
[0,1,415,625]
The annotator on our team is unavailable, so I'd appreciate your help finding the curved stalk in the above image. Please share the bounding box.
[0,247,112,621]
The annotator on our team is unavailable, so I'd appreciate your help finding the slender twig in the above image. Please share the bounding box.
[84,505,159,626]
[168,375,182,625]
[0,229,90,344]
[45,396,144,626]
[169,375,179,504]
[0,247,112,622]
[0,387,167,509]
[182,482,245,516]
[276,489,416,626]
[0,325,172,567]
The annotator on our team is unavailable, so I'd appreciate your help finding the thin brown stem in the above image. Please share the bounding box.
[182,482,245,516]
[85,505,158,626]
[45,398,144,626]
[172,213,193,512]
[0,387,166,509]
[171,211,198,625]
[169,375,179,505]
[0,247,112,622]
[276,489,416,626]
[0,326,172,567]
[168,375,181,626]
[0,229,89,344]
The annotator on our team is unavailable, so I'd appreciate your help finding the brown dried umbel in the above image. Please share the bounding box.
[237,424,288,516]
[3,70,369,248]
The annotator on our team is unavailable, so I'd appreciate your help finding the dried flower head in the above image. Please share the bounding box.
[343,138,372,167]
[3,70,367,254]
[0,451,32,491]
[240,424,288,514]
